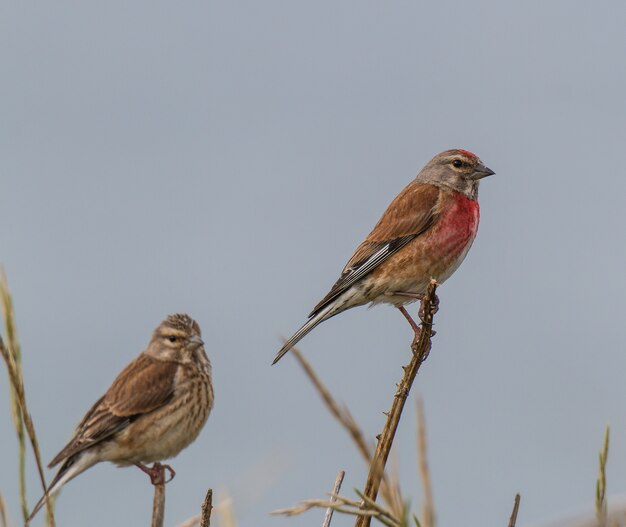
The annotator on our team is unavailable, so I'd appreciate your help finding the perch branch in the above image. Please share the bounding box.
[151,464,166,527]
[355,280,438,527]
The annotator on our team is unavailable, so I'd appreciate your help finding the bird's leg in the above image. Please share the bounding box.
[398,306,421,346]
[397,291,440,347]
[134,462,176,485]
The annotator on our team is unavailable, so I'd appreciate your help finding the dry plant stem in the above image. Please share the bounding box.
[200,488,213,527]
[273,493,400,527]
[0,494,7,527]
[291,349,395,510]
[355,280,438,527]
[0,272,27,523]
[151,464,166,527]
[323,471,345,527]
[292,348,371,461]
[507,494,520,527]
[596,426,610,527]
[215,492,237,527]
[416,398,434,527]
[0,272,55,527]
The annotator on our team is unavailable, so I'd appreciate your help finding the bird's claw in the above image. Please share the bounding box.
[135,462,176,486]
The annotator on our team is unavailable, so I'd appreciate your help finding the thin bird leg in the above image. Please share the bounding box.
[134,462,176,485]
[397,291,440,346]
[398,306,421,344]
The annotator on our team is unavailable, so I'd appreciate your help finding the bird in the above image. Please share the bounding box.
[29,313,213,521]
[273,149,494,364]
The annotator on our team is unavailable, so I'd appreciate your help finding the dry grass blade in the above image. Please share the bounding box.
[596,426,610,527]
[507,494,520,527]
[355,280,438,527]
[291,348,372,462]
[0,270,27,523]
[291,348,398,514]
[273,492,401,527]
[0,270,55,526]
[416,398,435,527]
[323,471,345,527]
[0,493,7,527]
[200,488,213,527]
[215,492,237,527]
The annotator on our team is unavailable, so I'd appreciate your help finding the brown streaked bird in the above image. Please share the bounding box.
[274,149,494,364]
[29,314,213,521]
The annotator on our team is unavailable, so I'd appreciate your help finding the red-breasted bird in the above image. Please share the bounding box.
[29,314,213,521]
[273,149,494,364]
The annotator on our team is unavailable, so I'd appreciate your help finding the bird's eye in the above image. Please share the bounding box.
[452,159,463,168]
[167,336,178,343]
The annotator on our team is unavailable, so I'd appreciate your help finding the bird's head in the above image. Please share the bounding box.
[416,149,495,200]
[147,313,206,363]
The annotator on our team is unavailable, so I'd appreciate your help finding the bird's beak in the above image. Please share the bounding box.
[470,163,495,180]
[186,335,204,351]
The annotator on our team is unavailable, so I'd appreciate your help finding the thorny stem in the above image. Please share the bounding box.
[355,280,438,527]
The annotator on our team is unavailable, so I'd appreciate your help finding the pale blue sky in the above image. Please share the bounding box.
[2,2,626,526]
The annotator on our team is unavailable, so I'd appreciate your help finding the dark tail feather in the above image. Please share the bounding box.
[28,451,96,522]
[273,303,336,364]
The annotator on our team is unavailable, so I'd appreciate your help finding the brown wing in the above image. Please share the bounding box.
[49,354,178,467]
[309,182,441,317]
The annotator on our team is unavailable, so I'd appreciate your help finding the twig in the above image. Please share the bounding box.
[355,280,438,527]
[151,465,166,527]
[200,488,213,527]
[507,494,520,527]
[323,471,345,527]
[596,425,610,527]
[0,270,55,526]
[291,349,398,514]
[273,492,400,527]
[416,398,434,527]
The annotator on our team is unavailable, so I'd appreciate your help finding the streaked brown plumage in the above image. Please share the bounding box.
[274,149,494,363]
[29,314,213,521]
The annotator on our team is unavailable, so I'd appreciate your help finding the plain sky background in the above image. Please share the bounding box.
[2,2,626,526]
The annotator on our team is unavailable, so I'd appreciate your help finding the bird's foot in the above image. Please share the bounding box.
[134,462,176,485]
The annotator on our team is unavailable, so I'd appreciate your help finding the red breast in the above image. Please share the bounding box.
[368,189,480,291]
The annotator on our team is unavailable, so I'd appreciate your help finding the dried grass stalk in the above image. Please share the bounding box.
[0,270,55,526]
